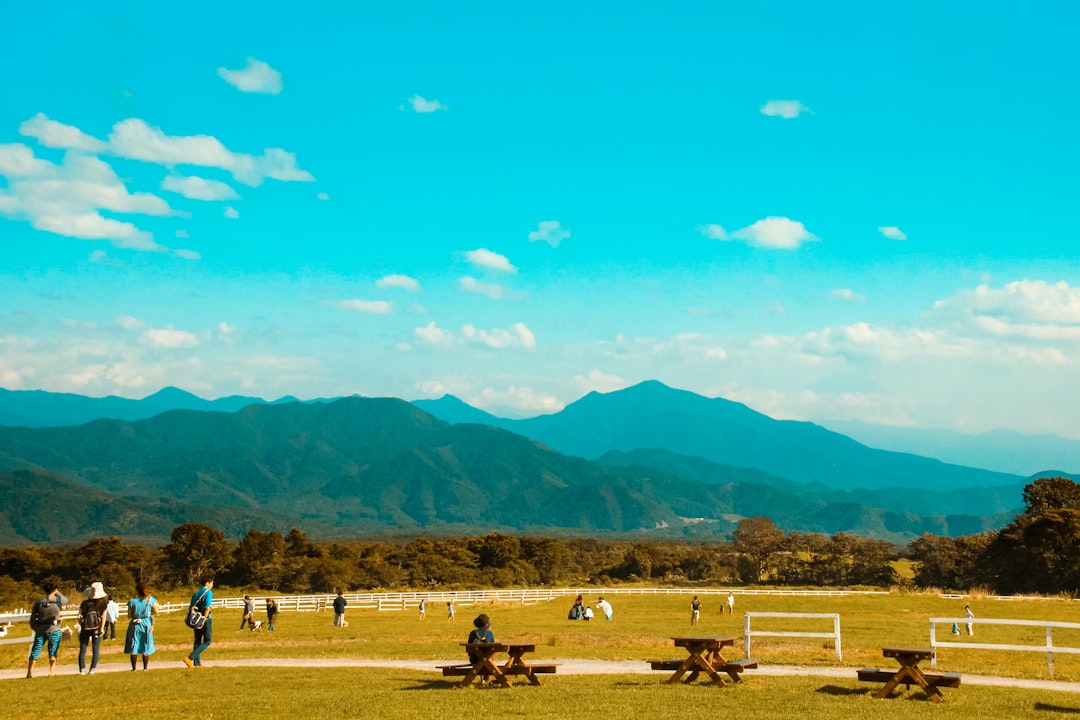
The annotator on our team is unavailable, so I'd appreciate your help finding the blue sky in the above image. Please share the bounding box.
[2,2,1079,436]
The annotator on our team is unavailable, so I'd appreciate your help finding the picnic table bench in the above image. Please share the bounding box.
[439,642,557,687]
[649,636,758,686]
[858,647,961,703]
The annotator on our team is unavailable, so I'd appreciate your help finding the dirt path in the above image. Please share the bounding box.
[6,656,1080,692]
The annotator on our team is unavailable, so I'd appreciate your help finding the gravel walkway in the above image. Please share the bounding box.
[5,657,1080,692]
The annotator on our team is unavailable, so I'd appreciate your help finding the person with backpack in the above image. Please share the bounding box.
[466,614,495,685]
[77,581,109,675]
[26,581,68,678]
[124,580,158,671]
[183,576,214,668]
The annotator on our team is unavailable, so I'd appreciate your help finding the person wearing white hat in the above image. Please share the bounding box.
[77,582,109,675]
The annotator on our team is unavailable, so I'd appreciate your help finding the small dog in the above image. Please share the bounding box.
[251,620,263,631]
[60,625,73,642]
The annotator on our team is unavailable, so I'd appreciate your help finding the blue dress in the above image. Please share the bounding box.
[124,596,156,655]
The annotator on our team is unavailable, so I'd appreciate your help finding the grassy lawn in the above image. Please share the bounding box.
[4,589,1079,683]
[7,667,1080,720]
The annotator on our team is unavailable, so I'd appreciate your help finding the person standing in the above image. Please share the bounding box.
[266,598,278,631]
[596,596,613,621]
[447,600,456,622]
[690,595,702,625]
[77,582,109,675]
[124,581,157,671]
[727,592,735,615]
[418,598,426,621]
[26,582,68,678]
[183,576,214,668]
[104,595,120,640]
[964,605,975,636]
[240,594,256,632]
[333,591,347,627]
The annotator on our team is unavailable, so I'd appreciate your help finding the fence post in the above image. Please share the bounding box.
[1048,626,1055,678]
[929,621,937,668]
[834,614,842,661]
[744,612,751,658]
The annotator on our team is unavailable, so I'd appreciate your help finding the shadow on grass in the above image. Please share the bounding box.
[816,685,869,697]
[399,677,462,691]
[1035,703,1080,714]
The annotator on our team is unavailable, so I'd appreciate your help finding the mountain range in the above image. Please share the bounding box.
[0,381,1050,545]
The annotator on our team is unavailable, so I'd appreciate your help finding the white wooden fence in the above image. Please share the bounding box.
[743,611,843,661]
[929,617,1080,677]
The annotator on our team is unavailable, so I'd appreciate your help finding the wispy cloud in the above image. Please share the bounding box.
[161,174,240,201]
[462,322,536,349]
[143,326,199,348]
[414,321,455,346]
[460,277,513,300]
[224,206,240,219]
[700,216,818,249]
[878,225,908,241]
[829,288,867,302]
[376,274,420,292]
[528,220,570,247]
[218,57,283,95]
[464,248,517,273]
[760,100,812,119]
[323,299,394,314]
[19,113,108,152]
[405,95,448,113]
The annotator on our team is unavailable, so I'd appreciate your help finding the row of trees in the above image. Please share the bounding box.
[2,478,1076,605]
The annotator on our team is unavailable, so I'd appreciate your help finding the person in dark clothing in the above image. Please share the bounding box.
[333,591,347,627]
[466,613,495,684]
[77,582,109,675]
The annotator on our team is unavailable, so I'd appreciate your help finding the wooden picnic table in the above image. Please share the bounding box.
[649,636,758,686]
[858,647,961,703]
[439,643,557,687]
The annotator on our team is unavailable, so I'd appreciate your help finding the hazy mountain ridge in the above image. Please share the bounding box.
[0,381,1042,545]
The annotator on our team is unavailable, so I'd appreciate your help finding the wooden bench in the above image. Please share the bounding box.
[649,659,685,671]
[723,659,758,671]
[858,667,960,689]
[503,664,558,676]
[438,664,474,676]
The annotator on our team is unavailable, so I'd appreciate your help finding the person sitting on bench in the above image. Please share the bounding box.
[467,614,495,684]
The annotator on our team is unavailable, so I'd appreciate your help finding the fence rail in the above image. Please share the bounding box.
[744,611,842,661]
[929,617,1080,677]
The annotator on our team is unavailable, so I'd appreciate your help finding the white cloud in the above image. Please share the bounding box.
[573,369,628,394]
[465,248,517,273]
[115,315,147,331]
[224,206,240,219]
[376,274,420,292]
[143,327,199,348]
[460,276,511,300]
[173,248,201,261]
[323,299,394,314]
[89,249,124,267]
[106,117,314,187]
[161,174,239,201]
[317,192,330,201]
[879,225,908,241]
[19,113,108,153]
[528,220,570,247]
[696,223,728,240]
[726,216,819,249]
[0,148,180,251]
[461,322,536,349]
[414,321,454,346]
[406,95,448,113]
[930,280,1080,339]
[217,57,283,95]
[760,100,812,119]
[829,288,867,302]
[475,385,562,414]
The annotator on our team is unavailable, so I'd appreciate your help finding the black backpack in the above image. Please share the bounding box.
[30,598,61,633]
[81,602,101,632]
[568,605,581,620]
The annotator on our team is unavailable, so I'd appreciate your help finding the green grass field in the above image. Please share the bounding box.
[5,590,1080,719]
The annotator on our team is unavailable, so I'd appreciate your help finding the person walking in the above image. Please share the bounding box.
[447,600,456,622]
[418,598,426,621]
[965,605,975,636]
[183,576,214,668]
[104,595,119,640]
[727,592,735,615]
[266,598,278,631]
[690,595,702,625]
[77,582,109,675]
[26,582,68,678]
[240,594,256,632]
[333,591,347,627]
[124,581,157,671]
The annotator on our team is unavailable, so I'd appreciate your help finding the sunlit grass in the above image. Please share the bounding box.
[4,591,1079,681]
[8,667,1079,720]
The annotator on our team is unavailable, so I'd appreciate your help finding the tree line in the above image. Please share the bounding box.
[1,478,1075,606]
